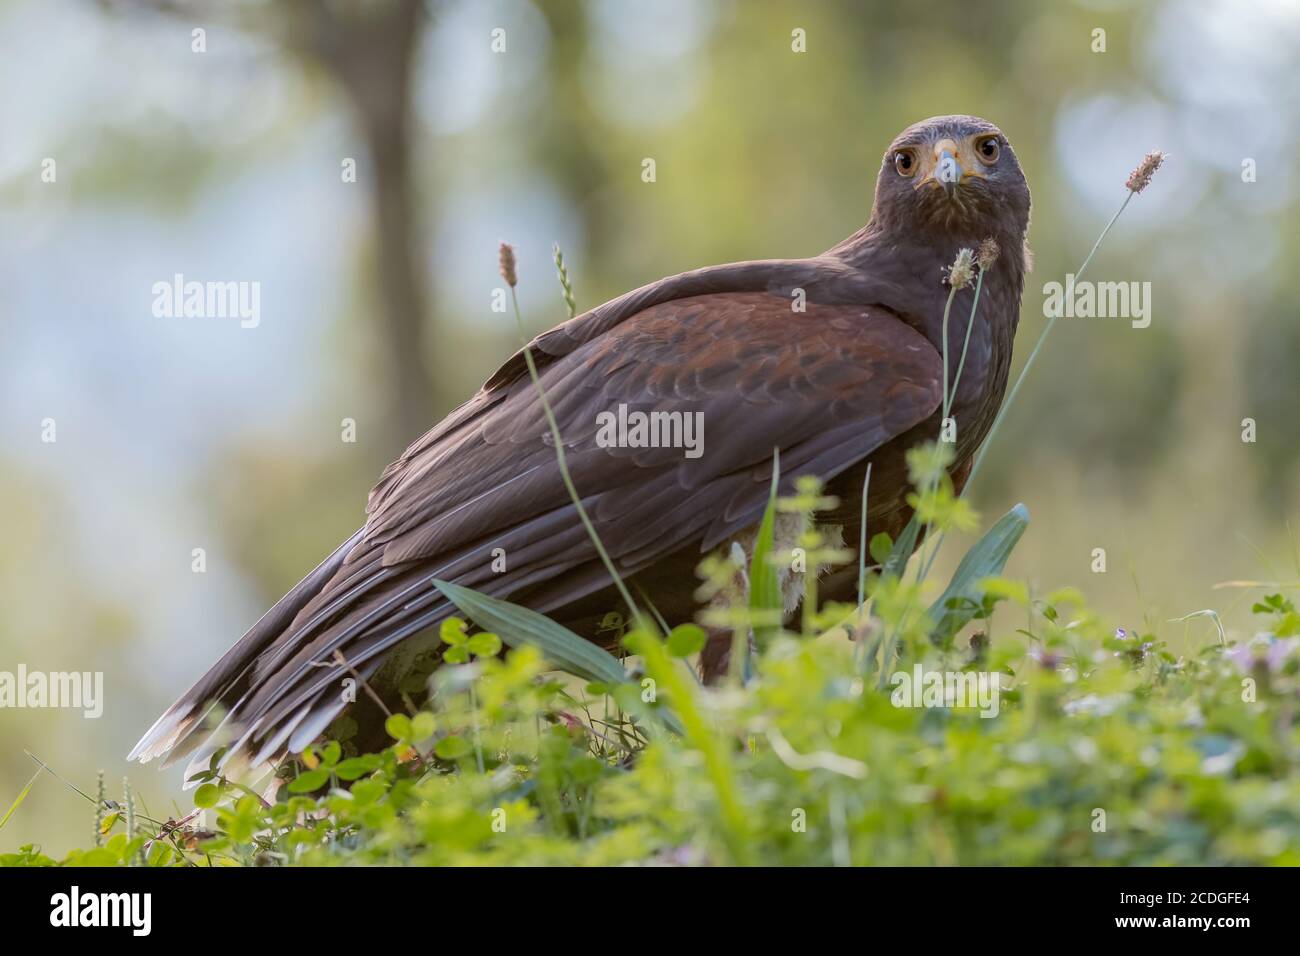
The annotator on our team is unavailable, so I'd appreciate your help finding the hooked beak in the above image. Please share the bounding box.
[919,138,974,196]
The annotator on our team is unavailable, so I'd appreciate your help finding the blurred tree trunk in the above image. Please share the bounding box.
[291,0,435,449]
[535,2,616,292]
[126,0,441,450]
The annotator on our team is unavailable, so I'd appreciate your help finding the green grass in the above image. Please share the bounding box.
[5,466,1299,867]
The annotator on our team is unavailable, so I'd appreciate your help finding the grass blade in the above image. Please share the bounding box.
[435,579,686,735]
[883,515,921,580]
[434,579,629,686]
[926,503,1029,645]
[749,452,783,648]
[0,769,41,832]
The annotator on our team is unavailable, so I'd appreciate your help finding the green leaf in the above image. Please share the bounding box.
[193,783,222,809]
[444,646,470,664]
[467,632,503,658]
[982,576,1031,607]
[868,532,894,565]
[385,713,413,742]
[440,617,469,645]
[666,624,707,658]
[749,452,784,647]
[104,832,129,857]
[287,768,330,794]
[73,848,120,867]
[333,755,382,781]
[927,503,1030,645]
[411,712,436,741]
[321,741,341,767]
[147,842,175,867]
[434,736,471,760]
[883,515,921,579]
[433,580,685,736]
[433,580,629,687]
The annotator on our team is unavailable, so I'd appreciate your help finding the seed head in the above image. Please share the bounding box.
[945,248,975,289]
[1125,151,1165,194]
[976,237,1000,271]
[498,241,517,288]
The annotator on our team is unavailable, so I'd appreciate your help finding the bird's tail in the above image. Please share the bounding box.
[127,528,365,766]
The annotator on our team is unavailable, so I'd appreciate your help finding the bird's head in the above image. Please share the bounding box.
[873,115,1030,241]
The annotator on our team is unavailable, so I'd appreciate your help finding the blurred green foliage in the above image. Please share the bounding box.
[10,580,1298,866]
[8,457,1299,867]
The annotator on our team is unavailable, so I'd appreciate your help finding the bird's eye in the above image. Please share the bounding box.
[893,150,916,177]
[976,136,1000,164]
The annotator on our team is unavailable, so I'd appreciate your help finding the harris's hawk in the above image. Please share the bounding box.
[131,114,1031,774]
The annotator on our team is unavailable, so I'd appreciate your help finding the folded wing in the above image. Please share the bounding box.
[130,290,941,773]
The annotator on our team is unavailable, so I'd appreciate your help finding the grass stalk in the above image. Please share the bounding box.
[632,631,752,864]
[506,284,639,618]
[920,176,1150,589]
[966,191,1135,490]
[947,268,986,421]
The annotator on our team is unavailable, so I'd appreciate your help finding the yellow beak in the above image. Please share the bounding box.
[932,138,962,189]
